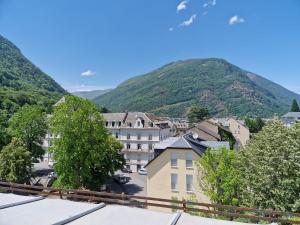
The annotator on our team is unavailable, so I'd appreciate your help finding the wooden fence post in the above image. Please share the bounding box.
[183,199,187,212]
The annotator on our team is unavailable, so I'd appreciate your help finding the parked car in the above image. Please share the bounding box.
[121,167,133,173]
[48,172,57,179]
[48,160,55,169]
[113,174,130,184]
[138,168,147,175]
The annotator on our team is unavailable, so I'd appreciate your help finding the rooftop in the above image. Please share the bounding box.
[0,193,274,225]
[282,112,300,118]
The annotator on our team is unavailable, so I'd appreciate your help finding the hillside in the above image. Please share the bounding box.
[0,35,67,115]
[94,58,300,117]
[72,89,112,100]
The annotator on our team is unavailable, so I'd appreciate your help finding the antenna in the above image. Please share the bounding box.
[192,133,199,140]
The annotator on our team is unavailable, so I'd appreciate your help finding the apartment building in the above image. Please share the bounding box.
[282,112,300,127]
[103,112,171,172]
[146,133,229,212]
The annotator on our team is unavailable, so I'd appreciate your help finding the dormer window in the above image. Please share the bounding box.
[118,121,122,127]
[127,122,132,127]
[112,121,115,127]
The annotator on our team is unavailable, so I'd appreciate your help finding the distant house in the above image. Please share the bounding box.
[103,112,171,172]
[146,133,229,212]
[282,112,300,127]
[210,118,250,148]
[178,120,221,141]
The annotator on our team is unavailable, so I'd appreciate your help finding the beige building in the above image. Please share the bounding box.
[210,117,250,147]
[146,133,229,212]
[178,120,221,141]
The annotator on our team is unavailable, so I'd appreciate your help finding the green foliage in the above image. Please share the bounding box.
[0,35,66,117]
[50,96,125,190]
[197,147,240,206]
[0,138,32,183]
[244,117,265,133]
[0,110,10,150]
[8,105,47,161]
[94,58,300,117]
[218,128,236,149]
[290,99,300,112]
[238,120,300,211]
[187,106,209,124]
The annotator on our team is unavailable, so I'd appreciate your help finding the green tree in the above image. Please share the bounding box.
[238,120,300,211]
[0,110,10,150]
[50,96,125,189]
[290,99,300,112]
[7,105,47,160]
[197,147,240,206]
[245,117,265,133]
[187,106,209,124]
[0,138,32,183]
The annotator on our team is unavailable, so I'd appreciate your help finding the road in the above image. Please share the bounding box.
[108,172,147,196]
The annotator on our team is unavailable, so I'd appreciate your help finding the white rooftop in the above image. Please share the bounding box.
[0,193,275,225]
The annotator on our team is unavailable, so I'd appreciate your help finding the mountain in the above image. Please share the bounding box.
[94,58,300,118]
[72,89,112,100]
[0,35,67,115]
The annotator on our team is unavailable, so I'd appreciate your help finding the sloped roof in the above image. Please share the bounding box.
[147,133,229,167]
[282,112,300,118]
[0,193,269,225]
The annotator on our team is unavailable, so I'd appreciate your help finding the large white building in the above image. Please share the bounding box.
[103,112,171,172]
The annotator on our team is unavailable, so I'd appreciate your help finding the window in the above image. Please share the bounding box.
[171,174,178,191]
[115,132,119,139]
[137,144,142,150]
[106,122,108,127]
[186,152,193,168]
[128,122,132,127]
[148,143,152,150]
[186,175,193,192]
[127,133,131,140]
[171,153,177,167]
[126,143,131,149]
[137,134,141,140]
[118,121,122,127]
[148,134,152,140]
[112,121,115,127]
[137,121,141,127]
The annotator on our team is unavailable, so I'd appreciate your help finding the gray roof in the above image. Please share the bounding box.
[200,141,230,149]
[0,193,271,225]
[282,112,300,118]
[152,133,229,158]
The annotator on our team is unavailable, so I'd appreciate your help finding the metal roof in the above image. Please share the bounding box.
[0,193,274,225]
[282,112,300,118]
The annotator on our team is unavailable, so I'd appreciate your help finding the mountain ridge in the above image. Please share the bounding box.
[94,58,300,117]
[0,34,67,114]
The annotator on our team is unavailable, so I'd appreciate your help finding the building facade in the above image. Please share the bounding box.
[282,112,300,127]
[146,133,229,212]
[103,112,171,172]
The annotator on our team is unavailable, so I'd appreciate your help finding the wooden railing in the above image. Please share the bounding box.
[0,181,299,224]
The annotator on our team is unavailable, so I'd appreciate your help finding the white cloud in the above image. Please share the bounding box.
[229,15,245,25]
[177,1,188,12]
[180,14,197,27]
[202,11,208,16]
[168,27,174,31]
[81,69,96,77]
[203,0,216,8]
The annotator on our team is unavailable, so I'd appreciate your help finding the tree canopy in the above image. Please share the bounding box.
[7,105,47,160]
[245,117,265,133]
[238,120,300,211]
[290,99,300,112]
[187,106,209,124]
[50,96,125,189]
[197,147,240,206]
[0,138,32,183]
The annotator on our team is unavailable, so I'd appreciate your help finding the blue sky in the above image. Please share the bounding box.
[0,0,299,93]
